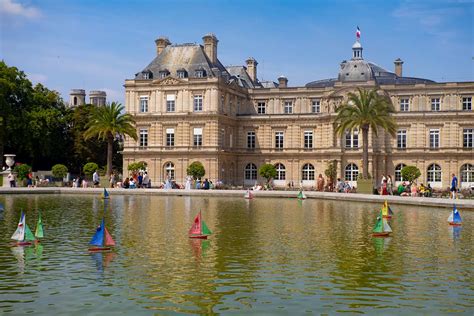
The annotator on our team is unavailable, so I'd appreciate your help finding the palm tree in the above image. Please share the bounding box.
[84,102,137,177]
[334,88,397,179]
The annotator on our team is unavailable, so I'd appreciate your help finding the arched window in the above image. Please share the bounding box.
[427,164,441,182]
[395,163,406,182]
[275,163,286,180]
[73,96,77,106]
[345,163,359,181]
[164,162,175,180]
[302,163,315,180]
[244,163,257,180]
[461,164,474,183]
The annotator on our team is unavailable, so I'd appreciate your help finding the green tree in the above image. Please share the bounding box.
[187,161,205,180]
[334,88,397,179]
[128,161,147,173]
[324,160,337,188]
[13,164,31,180]
[83,162,99,179]
[401,165,421,184]
[51,164,68,179]
[258,164,276,184]
[84,102,137,177]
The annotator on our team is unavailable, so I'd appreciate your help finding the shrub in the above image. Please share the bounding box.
[83,162,99,178]
[187,161,205,180]
[401,165,421,184]
[51,164,68,179]
[259,164,276,184]
[13,164,31,180]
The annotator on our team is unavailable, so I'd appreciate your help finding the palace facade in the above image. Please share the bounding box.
[123,33,473,189]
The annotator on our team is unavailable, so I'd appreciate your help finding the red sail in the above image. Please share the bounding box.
[189,212,202,235]
[104,227,116,246]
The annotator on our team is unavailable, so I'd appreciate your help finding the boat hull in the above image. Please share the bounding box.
[88,247,112,252]
[372,232,390,237]
[448,222,462,226]
[189,235,208,239]
[383,215,392,219]
[12,241,33,246]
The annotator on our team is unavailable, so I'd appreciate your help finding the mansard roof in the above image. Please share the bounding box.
[225,66,262,89]
[135,43,228,80]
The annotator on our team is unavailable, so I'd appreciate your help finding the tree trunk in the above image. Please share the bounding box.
[362,126,369,179]
[107,133,114,177]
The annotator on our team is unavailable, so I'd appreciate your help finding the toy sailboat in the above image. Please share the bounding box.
[35,211,44,241]
[189,211,212,239]
[372,211,392,237]
[381,200,394,219]
[101,188,110,199]
[89,218,115,251]
[447,205,462,226]
[244,189,253,199]
[11,211,36,246]
[297,190,306,200]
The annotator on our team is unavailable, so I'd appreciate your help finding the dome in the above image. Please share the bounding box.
[338,59,373,82]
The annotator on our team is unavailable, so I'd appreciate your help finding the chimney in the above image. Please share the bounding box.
[246,57,258,82]
[202,33,218,64]
[278,75,288,88]
[155,36,171,55]
[394,58,404,77]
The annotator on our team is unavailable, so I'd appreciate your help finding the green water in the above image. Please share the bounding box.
[0,195,472,315]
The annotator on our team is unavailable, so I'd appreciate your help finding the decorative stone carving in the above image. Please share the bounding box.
[158,77,183,85]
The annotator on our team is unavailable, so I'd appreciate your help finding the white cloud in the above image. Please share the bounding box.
[0,0,41,18]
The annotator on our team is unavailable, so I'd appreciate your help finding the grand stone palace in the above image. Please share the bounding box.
[123,33,473,189]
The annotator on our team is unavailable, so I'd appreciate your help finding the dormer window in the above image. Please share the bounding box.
[142,70,152,80]
[195,68,206,78]
[159,69,170,79]
[177,69,188,79]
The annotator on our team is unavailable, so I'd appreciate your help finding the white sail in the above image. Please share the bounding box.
[447,212,453,223]
[383,218,392,233]
[11,213,25,241]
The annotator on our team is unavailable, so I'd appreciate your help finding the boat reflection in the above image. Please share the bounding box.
[90,251,116,272]
[189,238,210,262]
[450,225,462,241]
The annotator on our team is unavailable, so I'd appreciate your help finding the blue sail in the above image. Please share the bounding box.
[90,219,105,246]
[453,205,462,223]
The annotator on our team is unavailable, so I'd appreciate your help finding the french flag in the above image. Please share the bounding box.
[356,26,361,39]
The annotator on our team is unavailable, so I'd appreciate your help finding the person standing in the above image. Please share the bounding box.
[451,173,458,199]
[7,172,15,187]
[387,175,393,195]
[109,173,115,188]
[93,170,100,187]
[142,172,150,188]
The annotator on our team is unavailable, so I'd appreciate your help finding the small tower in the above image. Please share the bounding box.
[202,33,218,64]
[89,90,107,106]
[69,89,86,107]
[352,40,363,60]
[246,57,258,83]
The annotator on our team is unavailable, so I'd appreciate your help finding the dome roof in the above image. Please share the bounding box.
[338,59,373,82]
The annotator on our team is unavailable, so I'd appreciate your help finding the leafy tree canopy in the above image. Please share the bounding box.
[83,162,99,178]
[187,161,205,180]
[401,165,421,184]
[128,161,147,172]
[51,164,68,178]
[259,164,276,182]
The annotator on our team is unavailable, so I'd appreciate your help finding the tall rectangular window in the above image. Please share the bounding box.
[400,98,409,112]
[275,132,284,149]
[166,128,175,147]
[345,129,359,148]
[140,96,148,113]
[284,101,293,114]
[397,130,407,148]
[247,131,256,149]
[311,100,320,113]
[193,128,203,147]
[304,131,313,148]
[166,95,175,112]
[193,95,203,112]
[257,102,266,114]
[462,97,472,111]
[429,129,440,148]
[431,98,440,111]
[139,129,148,147]
[464,128,474,148]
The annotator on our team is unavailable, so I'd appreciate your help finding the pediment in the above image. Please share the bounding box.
[156,77,185,85]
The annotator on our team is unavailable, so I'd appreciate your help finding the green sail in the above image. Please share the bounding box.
[201,220,212,235]
[24,224,36,241]
[372,213,384,233]
[35,213,44,238]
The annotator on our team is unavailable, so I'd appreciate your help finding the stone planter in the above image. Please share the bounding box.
[357,178,374,194]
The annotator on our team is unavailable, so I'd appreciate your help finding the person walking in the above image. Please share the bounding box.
[451,173,458,199]
[93,170,100,187]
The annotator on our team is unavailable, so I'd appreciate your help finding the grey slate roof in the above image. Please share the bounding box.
[260,80,279,88]
[306,62,435,88]
[135,43,228,80]
[225,66,262,88]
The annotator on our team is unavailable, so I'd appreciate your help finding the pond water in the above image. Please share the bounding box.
[0,194,472,315]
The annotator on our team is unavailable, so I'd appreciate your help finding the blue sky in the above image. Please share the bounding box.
[1,0,472,105]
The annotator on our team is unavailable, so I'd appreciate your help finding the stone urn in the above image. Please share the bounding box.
[5,154,16,171]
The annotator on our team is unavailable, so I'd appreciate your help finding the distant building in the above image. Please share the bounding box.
[123,33,474,189]
[69,89,107,107]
